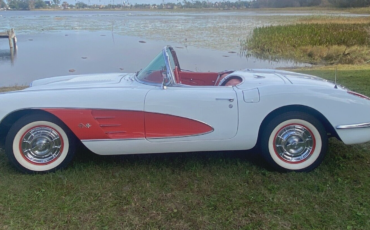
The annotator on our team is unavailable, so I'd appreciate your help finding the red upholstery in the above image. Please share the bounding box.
[143,70,163,84]
[178,71,219,86]
[174,66,181,84]
[224,78,242,86]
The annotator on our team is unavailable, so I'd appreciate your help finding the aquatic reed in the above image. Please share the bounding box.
[244,23,370,64]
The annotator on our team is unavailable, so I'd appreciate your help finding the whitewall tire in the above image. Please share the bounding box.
[5,114,76,173]
[260,112,328,172]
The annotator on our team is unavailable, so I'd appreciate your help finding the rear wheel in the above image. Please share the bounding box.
[5,114,76,173]
[260,112,328,172]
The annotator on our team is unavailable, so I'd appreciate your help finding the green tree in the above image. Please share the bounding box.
[75,1,87,8]
[34,0,46,8]
[298,0,322,6]
[329,0,370,7]
[0,0,6,8]
[7,0,30,9]
[28,0,35,9]
[252,0,322,8]
[53,0,60,5]
[61,1,68,9]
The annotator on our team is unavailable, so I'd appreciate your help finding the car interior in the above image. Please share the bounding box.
[169,47,243,87]
[136,46,243,87]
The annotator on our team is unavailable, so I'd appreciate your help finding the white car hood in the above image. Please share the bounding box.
[28,73,133,90]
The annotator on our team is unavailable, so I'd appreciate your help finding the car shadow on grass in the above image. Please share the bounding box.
[72,144,272,172]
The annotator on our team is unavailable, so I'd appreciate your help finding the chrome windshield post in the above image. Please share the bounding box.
[160,78,167,90]
[162,47,175,88]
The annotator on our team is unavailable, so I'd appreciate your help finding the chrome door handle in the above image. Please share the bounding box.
[216,98,234,102]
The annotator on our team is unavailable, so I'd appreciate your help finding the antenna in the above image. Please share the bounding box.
[334,67,338,89]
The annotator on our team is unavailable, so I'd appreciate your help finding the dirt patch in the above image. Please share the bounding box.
[0,86,27,92]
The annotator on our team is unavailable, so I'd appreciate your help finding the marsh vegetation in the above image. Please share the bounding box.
[244,17,370,64]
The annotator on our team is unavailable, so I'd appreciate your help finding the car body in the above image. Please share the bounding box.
[1,46,370,173]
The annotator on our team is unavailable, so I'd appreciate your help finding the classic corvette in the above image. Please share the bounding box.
[0,46,369,173]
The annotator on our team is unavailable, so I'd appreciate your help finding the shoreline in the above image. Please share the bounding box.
[1,6,355,13]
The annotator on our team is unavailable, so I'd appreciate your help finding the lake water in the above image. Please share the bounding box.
[0,10,366,86]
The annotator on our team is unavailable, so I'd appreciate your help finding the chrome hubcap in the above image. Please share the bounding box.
[274,124,314,163]
[21,126,63,164]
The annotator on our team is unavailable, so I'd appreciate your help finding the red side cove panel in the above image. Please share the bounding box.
[44,109,145,140]
[145,113,213,138]
[43,109,213,140]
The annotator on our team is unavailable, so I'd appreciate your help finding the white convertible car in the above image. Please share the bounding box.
[0,46,369,173]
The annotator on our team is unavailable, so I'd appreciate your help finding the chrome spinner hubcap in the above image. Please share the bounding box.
[21,126,63,164]
[274,124,314,163]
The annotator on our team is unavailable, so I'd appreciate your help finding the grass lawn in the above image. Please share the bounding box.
[0,68,370,229]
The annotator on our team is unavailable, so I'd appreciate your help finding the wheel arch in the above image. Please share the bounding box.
[258,105,339,143]
[0,109,78,147]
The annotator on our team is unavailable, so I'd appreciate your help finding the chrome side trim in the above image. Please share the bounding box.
[105,131,127,134]
[82,138,144,142]
[147,130,214,140]
[99,124,121,127]
[94,116,115,119]
[336,122,370,130]
[81,130,214,142]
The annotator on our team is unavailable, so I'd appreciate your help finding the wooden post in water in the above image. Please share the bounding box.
[10,47,15,65]
[7,30,13,48]
[7,29,16,49]
[11,29,17,48]
[0,28,17,49]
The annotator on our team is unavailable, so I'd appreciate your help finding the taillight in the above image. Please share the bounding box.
[347,91,370,100]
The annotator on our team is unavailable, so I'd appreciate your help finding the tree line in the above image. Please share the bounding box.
[0,0,7,8]
[251,0,370,8]
[328,0,370,7]
[1,0,370,10]
[1,0,60,10]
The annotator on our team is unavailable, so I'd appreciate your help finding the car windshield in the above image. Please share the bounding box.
[136,47,176,85]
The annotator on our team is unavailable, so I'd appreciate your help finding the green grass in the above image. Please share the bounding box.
[0,69,370,229]
[244,23,370,64]
[295,68,370,95]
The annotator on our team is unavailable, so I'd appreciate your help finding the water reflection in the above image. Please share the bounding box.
[0,48,16,65]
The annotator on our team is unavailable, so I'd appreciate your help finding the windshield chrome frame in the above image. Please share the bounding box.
[134,46,176,87]
[162,46,176,86]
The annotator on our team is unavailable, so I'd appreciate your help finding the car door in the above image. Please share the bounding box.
[144,86,238,142]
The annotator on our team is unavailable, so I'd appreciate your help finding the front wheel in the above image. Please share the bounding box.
[260,112,328,172]
[5,114,76,173]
